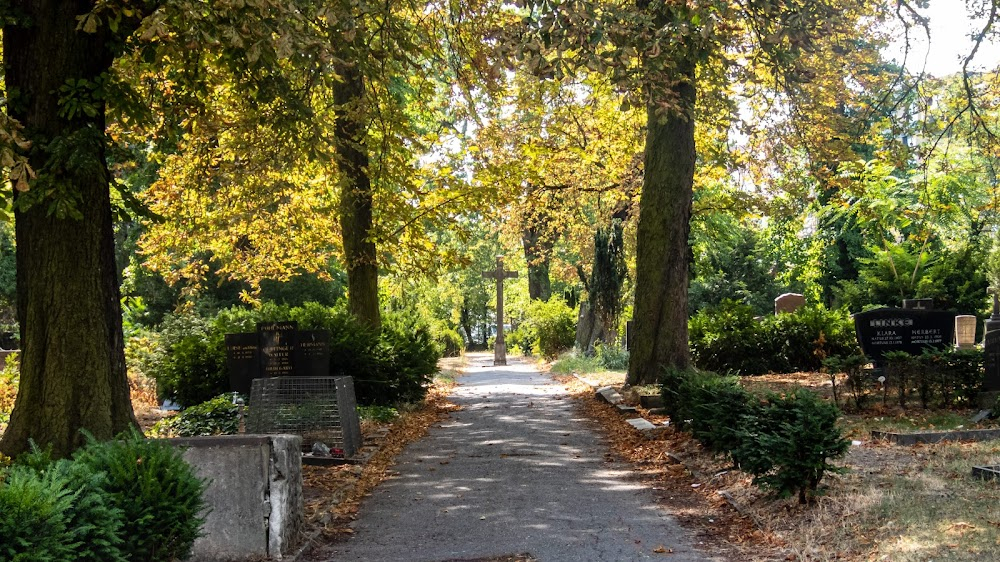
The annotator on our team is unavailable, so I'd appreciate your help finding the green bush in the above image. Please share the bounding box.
[683,373,759,453]
[660,367,848,503]
[689,302,858,375]
[141,302,443,408]
[143,313,227,408]
[732,389,850,504]
[505,324,534,356]
[72,430,206,562]
[372,311,443,406]
[151,394,242,437]
[522,298,577,359]
[823,353,867,410]
[436,327,465,358]
[0,466,80,562]
[879,349,983,409]
[594,342,629,371]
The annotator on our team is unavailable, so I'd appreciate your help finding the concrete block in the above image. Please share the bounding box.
[596,386,624,405]
[169,434,303,561]
[615,404,638,415]
[626,418,656,431]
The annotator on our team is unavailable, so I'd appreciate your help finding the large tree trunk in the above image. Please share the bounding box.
[626,54,697,387]
[521,224,552,301]
[0,0,137,458]
[334,60,380,329]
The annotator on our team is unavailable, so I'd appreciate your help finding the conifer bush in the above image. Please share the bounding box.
[732,389,850,504]
[71,430,206,562]
[660,367,849,503]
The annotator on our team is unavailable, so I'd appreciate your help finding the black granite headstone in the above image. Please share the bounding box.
[624,320,634,351]
[294,330,330,377]
[985,330,1000,392]
[854,307,956,362]
[225,332,260,395]
[258,321,298,378]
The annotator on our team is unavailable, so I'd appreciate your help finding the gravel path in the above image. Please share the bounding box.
[317,353,713,562]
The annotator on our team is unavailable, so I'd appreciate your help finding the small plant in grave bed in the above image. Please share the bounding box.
[358,405,399,424]
[151,393,243,437]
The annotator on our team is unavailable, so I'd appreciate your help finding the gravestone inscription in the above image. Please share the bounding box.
[854,307,956,362]
[225,322,331,395]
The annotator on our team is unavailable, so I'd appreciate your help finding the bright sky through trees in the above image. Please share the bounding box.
[887,1,1000,76]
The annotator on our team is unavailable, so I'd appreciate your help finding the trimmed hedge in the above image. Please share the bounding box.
[689,302,859,375]
[661,367,849,503]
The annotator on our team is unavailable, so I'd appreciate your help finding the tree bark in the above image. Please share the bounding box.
[626,54,697,387]
[521,224,553,301]
[333,60,380,329]
[0,0,137,458]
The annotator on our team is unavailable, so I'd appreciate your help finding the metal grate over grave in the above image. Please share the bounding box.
[247,376,362,458]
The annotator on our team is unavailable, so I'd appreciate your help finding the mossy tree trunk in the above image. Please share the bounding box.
[334,60,380,330]
[626,53,697,387]
[0,0,137,458]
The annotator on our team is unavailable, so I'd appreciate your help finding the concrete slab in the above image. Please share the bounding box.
[169,434,302,560]
[596,386,624,405]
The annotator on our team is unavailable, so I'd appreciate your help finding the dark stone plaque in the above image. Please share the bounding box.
[624,320,634,351]
[985,330,1000,391]
[902,298,934,310]
[258,321,298,378]
[294,330,330,377]
[854,307,956,362]
[225,333,259,395]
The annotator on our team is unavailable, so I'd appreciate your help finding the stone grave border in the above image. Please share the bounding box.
[871,428,1000,445]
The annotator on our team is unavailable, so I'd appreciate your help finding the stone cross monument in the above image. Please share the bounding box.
[483,256,518,366]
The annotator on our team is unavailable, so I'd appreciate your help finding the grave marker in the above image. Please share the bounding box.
[483,256,518,366]
[853,307,956,362]
[984,287,1000,392]
[774,293,805,315]
[955,315,977,349]
[224,323,331,395]
[902,298,935,310]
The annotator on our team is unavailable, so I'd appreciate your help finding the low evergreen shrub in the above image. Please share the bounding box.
[732,389,850,504]
[0,466,79,562]
[72,430,206,562]
[151,394,242,437]
[879,349,984,409]
[660,367,848,503]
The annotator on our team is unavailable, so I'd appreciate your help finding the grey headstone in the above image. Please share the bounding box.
[972,410,992,424]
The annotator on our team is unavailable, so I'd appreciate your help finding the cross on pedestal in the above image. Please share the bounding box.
[483,256,518,366]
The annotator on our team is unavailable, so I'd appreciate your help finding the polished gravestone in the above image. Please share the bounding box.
[225,321,331,395]
[854,307,956,362]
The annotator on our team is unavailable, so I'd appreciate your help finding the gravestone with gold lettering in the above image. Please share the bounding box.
[225,322,331,394]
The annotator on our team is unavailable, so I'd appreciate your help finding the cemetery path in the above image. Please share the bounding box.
[313,353,713,562]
